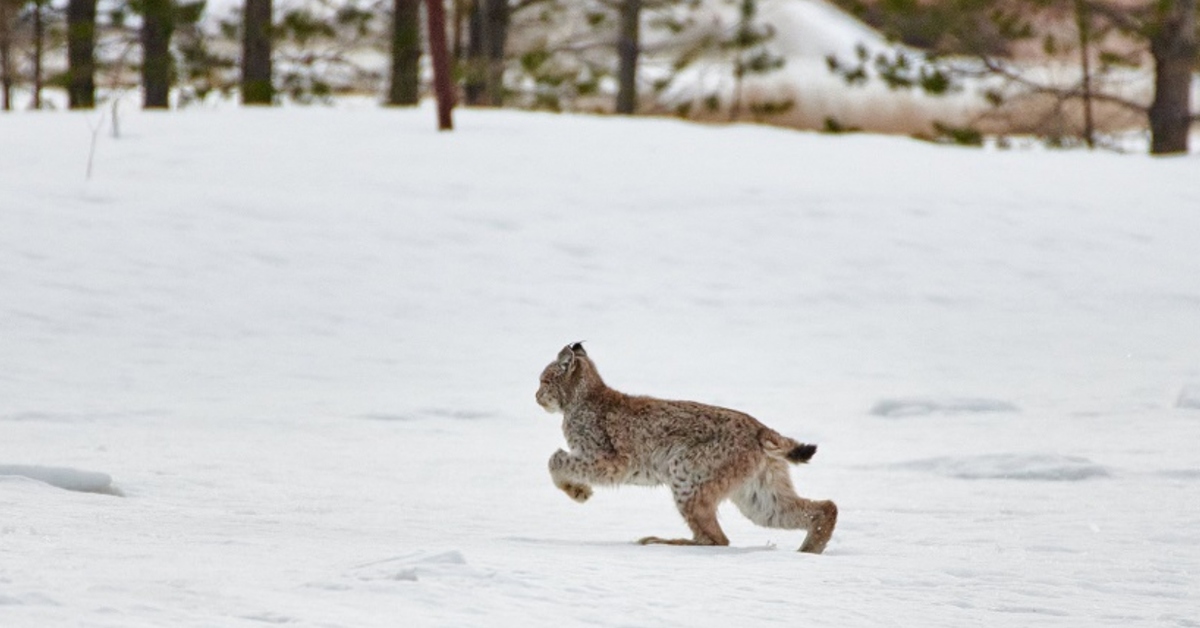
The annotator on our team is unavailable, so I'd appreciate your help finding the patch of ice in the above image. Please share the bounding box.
[870,398,1020,417]
[892,454,1110,481]
[0,465,123,496]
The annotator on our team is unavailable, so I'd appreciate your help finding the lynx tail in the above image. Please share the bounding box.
[758,429,817,464]
[785,443,817,463]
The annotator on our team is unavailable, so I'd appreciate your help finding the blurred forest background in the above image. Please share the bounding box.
[0,0,1195,153]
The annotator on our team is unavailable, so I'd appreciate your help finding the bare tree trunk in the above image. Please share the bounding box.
[1074,0,1095,149]
[388,0,421,105]
[464,0,484,105]
[424,0,454,129]
[67,0,97,109]
[1148,0,1196,155]
[1,0,12,111]
[33,0,43,109]
[615,0,640,114]
[482,0,507,106]
[242,0,273,105]
[142,0,174,109]
[452,0,465,62]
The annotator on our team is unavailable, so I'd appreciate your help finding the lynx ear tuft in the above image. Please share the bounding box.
[570,341,587,356]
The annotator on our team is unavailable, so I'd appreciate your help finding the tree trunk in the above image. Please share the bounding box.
[615,0,640,114]
[1147,0,1196,155]
[1,0,12,111]
[464,0,484,105]
[242,0,273,105]
[33,0,43,109]
[142,0,175,109]
[67,0,97,109]
[1074,0,1095,149]
[452,0,465,62]
[482,0,507,106]
[424,0,454,129]
[388,0,421,105]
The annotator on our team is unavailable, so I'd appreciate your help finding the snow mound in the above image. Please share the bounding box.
[1176,385,1200,410]
[893,454,1110,481]
[870,397,1020,417]
[0,465,123,496]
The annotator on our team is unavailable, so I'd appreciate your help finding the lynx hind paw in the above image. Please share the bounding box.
[638,536,696,546]
[559,482,593,503]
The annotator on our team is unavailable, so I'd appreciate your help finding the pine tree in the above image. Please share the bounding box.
[0,0,14,110]
[242,0,272,104]
[67,0,97,108]
[141,0,176,108]
[388,0,420,105]
[464,0,508,106]
[615,0,639,113]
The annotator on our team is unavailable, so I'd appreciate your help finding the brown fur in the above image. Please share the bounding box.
[537,343,838,554]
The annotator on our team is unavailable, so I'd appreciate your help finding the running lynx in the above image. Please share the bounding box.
[537,343,838,553]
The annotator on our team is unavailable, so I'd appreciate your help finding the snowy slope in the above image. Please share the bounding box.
[2,102,1200,627]
[647,0,982,132]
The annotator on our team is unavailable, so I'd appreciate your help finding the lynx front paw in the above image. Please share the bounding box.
[557,481,593,503]
[548,449,572,471]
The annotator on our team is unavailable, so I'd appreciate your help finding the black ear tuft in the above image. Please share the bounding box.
[570,341,586,356]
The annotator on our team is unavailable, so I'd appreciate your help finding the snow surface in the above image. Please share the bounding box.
[869,397,1020,417]
[3,101,1200,627]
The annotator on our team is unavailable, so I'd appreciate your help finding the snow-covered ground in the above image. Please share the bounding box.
[3,102,1200,627]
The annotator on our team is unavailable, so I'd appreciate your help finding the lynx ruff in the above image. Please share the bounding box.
[537,343,838,553]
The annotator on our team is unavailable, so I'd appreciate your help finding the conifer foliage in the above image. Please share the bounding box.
[827,0,1197,154]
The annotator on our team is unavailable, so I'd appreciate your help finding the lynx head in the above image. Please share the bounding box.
[536,342,601,413]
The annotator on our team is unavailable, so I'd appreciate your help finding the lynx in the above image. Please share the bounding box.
[537,343,838,553]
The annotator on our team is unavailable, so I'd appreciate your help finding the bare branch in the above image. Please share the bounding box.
[1080,0,1151,35]
[976,55,1149,114]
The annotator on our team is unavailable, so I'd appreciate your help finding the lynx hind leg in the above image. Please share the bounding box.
[639,486,730,547]
[731,461,838,554]
[640,457,758,548]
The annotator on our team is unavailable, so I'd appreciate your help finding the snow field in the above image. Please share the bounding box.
[2,102,1200,626]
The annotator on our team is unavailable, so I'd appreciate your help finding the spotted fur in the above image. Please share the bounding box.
[537,343,838,553]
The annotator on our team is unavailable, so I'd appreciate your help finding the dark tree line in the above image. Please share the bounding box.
[0,0,1193,154]
[0,0,785,113]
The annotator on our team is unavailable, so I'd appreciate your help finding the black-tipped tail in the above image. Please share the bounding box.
[786,444,817,464]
